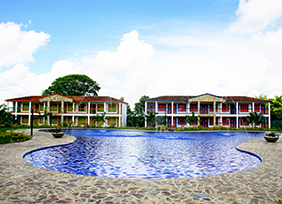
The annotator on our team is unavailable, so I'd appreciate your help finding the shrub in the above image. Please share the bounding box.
[0,130,32,144]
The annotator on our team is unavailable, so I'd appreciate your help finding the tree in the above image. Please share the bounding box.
[270,95,282,120]
[145,111,158,127]
[92,112,106,126]
[185,112,199,127]
[134,95,149,116]
[42,74,101,96]
[126,96,149,127]
[246,112,265,128]
[0,104,18,127]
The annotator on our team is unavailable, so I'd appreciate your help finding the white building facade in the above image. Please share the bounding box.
[6,94,127,127]
[144,93,271,129]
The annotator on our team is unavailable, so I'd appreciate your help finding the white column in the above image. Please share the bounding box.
[88,102,91,125]
[145,101,147,127]
[171,101,174,126]
[155,101,158,113]
[197,101,200,126]
[104,102,107,126]
[236,102,239,129]
[47,101,50,126]
[252,102,255,112]
[220,102,222,113]
[119,102,121,127]
[268,102,271,129]
[15,102,18,118]
[187,101,190,113]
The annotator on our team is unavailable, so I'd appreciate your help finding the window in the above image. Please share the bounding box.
[79,104,85,112]
[240,104,248,112]
[22,116,28,123]
[210,118,214,125]
[254,105,259,112]
[108,104,116,112]
[108,118,116,125]
[222,118,229,125]
[178,118,186,125]
[23,103,29,111]
[98,104,104,112]
[222,104,229,112]
[178,104,186,112]
[158,104,166,112]
[240,118,248,125]
[78,117,86,124]
[50,104,57,111]
[190,104,197,112]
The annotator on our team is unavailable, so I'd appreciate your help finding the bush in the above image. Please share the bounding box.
[0,130,32,144]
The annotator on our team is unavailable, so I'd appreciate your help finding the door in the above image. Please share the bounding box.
[200,118,208,127]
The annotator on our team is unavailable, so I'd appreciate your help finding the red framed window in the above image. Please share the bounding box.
[222,104,229,112]
[210,118,214,125]
[190,104,197,112]
[222,118,229,125]
[240,118,248,125]
[209,104,214,112]
[240,104,248,112]
[158,104,166,112]
[178,104,186,112]
[254,105,260,112]
[178,118,186,125]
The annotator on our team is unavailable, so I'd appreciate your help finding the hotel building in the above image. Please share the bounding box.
[5,94,127,127]
[144,93,271,128]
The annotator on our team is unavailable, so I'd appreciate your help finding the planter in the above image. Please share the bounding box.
[264,136,279,143]
[167,127,175,132]
[52,132,65,138]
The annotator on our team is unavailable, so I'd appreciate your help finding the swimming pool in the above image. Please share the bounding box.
[23,129,263,179]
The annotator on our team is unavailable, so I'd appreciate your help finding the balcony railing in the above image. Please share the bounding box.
[147,107,269,115]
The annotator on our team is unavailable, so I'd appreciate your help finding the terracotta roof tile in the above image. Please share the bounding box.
[145,95,271,102]
[5,95,127,104]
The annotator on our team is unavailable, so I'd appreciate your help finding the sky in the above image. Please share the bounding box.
[1,0,282,108]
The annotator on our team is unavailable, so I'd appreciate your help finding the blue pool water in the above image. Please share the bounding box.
[23,130,264,179]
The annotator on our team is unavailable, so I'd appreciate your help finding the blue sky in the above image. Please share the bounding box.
[1,0,282,107]
[0,0,237,73]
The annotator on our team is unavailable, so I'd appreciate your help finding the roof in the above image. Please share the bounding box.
[5,94,127,104]
[145,94,271,103]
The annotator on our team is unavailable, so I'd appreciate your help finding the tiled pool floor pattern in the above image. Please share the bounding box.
[0,129,282,203]
[24,130,263,179]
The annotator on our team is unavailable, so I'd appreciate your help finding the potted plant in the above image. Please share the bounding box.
[264,131,279,143]
[51,128,65,138]
[167,126,175,132]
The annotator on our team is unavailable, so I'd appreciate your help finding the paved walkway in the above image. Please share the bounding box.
[0,129,281,204]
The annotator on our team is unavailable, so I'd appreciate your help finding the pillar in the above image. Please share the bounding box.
[119,102,121,127]
[236,102,239,128]
[61,101,64,126]
[197,101,200,126]
[145,101,147,127]
[88,102,91,125]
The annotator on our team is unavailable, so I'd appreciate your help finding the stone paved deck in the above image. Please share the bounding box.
[0,129,281,204]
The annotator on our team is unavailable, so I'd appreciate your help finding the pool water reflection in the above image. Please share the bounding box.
[23,130,263,179]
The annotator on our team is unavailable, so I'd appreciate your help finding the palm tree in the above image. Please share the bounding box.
[185,112,199,127]
[92,112,106,126]
[145,111,158,127]
[246,112,265,128]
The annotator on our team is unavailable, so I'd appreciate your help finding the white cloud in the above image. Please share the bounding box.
[1,13,282,109]
[0,22,50,68]
[228,0,282,34]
